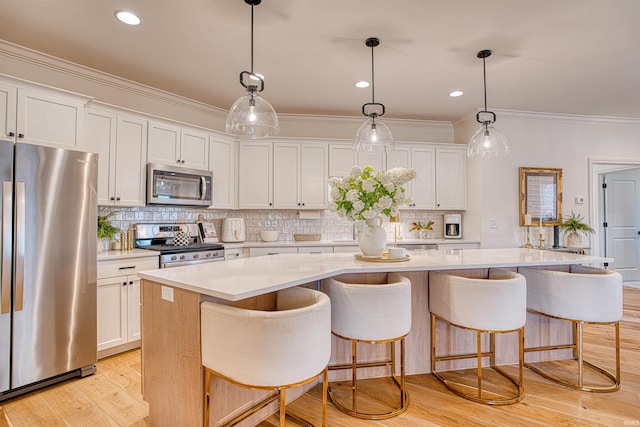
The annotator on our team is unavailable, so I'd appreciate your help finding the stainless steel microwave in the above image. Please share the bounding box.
[147,163,213,206]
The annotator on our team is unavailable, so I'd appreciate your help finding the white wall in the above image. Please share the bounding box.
[455,111,640,248]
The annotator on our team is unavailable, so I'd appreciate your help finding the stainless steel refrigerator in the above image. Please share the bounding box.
[1,141,97,401]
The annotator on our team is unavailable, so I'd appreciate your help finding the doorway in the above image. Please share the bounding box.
[590,160,640,283]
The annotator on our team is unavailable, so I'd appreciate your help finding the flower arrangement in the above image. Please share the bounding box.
[410,221,434,231]
[97,213,121,240]
[328,165,416,228]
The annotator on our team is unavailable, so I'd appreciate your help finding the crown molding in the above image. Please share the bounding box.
[455,108,640,128]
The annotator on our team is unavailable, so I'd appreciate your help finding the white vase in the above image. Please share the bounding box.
[357,218,387,257]
[97,238,104,253]
[566,233,582,248]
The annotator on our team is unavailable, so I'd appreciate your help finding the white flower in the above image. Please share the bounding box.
[352,200,365,213]
[362,178,376,192]
[346,190,359,202]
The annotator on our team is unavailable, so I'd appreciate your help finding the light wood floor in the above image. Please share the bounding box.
[2,287,639,427]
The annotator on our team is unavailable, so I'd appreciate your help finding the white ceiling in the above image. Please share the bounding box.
[1,0,639,122]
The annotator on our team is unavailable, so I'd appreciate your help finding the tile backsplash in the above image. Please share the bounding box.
[99,206,460,242]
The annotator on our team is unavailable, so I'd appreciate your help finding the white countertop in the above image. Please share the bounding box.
[98,248,160,261]
[138,248,611,301]
[222,238,479,249]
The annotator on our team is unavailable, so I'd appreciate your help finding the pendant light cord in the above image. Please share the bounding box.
[250,3,254,74]
[482,55,487,112]
[370,43,375,104]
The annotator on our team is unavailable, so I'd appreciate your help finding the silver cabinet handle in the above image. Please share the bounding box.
[14,182,25,311]
[1,182,11,314]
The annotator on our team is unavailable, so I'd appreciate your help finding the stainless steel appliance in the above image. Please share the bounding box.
[147,163,213,206]
[1,141,97,401]
[135,223,225,268]
[444,213,462,239]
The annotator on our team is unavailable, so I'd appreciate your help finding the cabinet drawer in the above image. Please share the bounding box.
[298,246,333,254]
[98,257,159,279]
[249,247,298,257]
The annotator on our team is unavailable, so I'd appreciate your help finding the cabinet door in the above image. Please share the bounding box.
[329,144,355,177]
[386,147,413,207]
[273,143,300,209]
[238,142,273,209]
[16,88,85,149]
[411,147,436,209]
[0,81,17,141]
[300,144,328,209]
[209,135,236,209]
[86,108,117,205]
[127,277,141,342]
[147,121,180,166]
[180,127,209,170]
[436,148,466,209]
[115,114,148,206]
[355,151,385,171]
[97,277,127,351]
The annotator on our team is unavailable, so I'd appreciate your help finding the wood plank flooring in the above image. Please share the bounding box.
[2,287,639,427]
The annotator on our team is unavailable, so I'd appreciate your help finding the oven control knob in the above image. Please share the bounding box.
[193,254,199,259]
[171,256,177,261]
[180,255,186,260]
[205,253,212,258]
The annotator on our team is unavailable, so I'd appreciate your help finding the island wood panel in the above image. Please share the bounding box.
[141,279,319,427]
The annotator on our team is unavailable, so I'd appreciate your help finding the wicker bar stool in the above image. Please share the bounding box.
[429,269,527,405]
[321,273,411,419]
[200,286,331,427]
[519,265,622,392]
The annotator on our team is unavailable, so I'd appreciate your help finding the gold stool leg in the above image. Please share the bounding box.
[577,321,584,388]
[351,340,357,413]
[476,331,483,399]
[322,367,328,427]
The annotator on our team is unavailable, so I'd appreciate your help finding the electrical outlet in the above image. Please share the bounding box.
[489,219,498,229]
[575,196,585,204]
[161,286,174,302]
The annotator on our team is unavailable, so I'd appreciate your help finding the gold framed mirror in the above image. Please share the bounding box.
[519,167,563,226]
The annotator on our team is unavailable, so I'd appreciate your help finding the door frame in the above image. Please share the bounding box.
[589,158,640,258]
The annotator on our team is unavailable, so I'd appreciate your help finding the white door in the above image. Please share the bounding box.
[180,127,209,170]
[0,82,17,141]
[86,108,117,205]
[238,142,273,209]
[604,171,640,281]
[114,114,148,206]
[209,135,236,209]
[273,143,300,208]
[300,144,328,209]
[148,121,180,166]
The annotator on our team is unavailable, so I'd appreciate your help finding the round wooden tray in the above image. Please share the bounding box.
[355,253,410,263]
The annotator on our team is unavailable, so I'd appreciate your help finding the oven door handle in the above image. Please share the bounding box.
[200,176,207,201]
[162,257,224,268]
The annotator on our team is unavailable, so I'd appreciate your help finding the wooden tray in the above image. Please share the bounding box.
[355,253,410,262]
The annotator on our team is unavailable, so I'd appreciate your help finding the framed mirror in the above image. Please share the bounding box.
[519,167,563,226]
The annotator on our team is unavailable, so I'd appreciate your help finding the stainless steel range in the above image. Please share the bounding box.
[135,223,224,268]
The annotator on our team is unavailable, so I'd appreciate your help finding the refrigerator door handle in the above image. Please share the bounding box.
[1,181,11,314]
[14,181,25,312]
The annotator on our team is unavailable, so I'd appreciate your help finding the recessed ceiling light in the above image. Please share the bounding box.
[449,90,464,97]
[355,81,370,88]
[115,10,141,26]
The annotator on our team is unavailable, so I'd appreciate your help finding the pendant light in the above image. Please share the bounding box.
[467,49,510,158]
[225,0,279,139]
[353,37,393,153]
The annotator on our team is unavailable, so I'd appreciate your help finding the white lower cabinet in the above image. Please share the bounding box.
[297,246,333,254]
[248,247,298,257]
[97,256,158,357]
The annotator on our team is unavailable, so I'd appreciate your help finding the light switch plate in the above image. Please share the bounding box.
[575,196,585,204]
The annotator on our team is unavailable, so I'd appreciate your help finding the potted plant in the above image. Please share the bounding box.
[559,211,595,248]
[97,213,121,253]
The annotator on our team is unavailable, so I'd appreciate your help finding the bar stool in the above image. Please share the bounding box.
[321,273,411,419]
[519,265,622,392]
[200,286,331,427]
[429,269,527,405]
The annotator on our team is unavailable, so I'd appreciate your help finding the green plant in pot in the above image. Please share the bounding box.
[97,213,121,252]
[559,211,595,248]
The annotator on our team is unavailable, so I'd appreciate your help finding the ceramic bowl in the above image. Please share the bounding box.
[260,230,280,242]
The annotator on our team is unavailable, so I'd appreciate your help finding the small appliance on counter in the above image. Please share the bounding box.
[222,218,246,242]
[444,213,462,239]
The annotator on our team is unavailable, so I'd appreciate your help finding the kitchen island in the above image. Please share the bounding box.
[138,248,610,427]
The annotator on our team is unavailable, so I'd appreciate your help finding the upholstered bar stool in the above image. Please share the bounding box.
[429,269,527,405]
[200,286,331,427]
[321,273,411,419]
[519,265,622,392]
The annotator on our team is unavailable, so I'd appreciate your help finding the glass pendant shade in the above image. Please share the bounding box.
[466,122,510,158]
[225,90,279,139]
[354,116,394,153]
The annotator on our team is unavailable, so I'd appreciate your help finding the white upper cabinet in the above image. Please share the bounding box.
[387,146,436,209]
[86,107,148,206]
[238,141,273,209]
[0,78,88,150]
[328,143,386,177]
[273,142,328,209]
[147,120,209,170]
[208,134,236,209]
[435,147,466,210]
